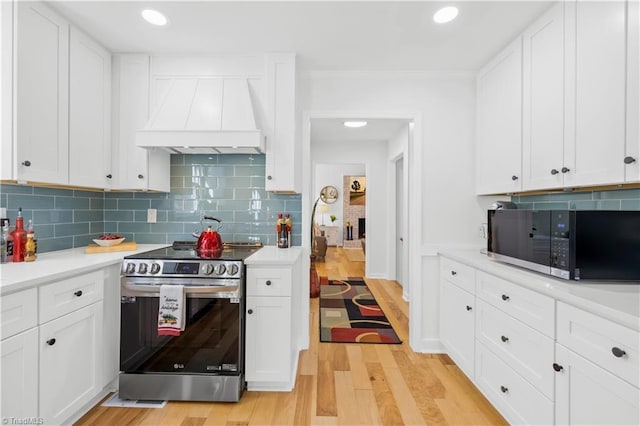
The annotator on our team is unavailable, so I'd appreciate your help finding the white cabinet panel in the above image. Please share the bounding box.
[1,328,38,419]
[39,270,104,324]
[555,344,640,426]
[476,38,523,195]
[1,1,13,180]
[440,279,475,379]
[440,257,475,294]
[39,302,103,425]
[522,3,566,191]
[626,0,640,182]
[16,1,69,184]
[1,287,37,339]
[246,267,292,297]
[102,264,121,389]
[69,27,112,189]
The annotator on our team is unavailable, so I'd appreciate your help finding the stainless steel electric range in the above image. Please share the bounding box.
[119,242,261,402]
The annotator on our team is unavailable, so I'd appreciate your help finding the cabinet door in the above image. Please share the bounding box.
[555,344,640,425]
[440,280,475,378]
[522,3,566,191]
[16,1,69,184]
[626,0,639,182]
[69,27,112,189]
[1,328,38,419]
[245,296,291,383]
[476,38,523,195]
[39,302,103,425]
[563,0,627,187]
[1,1,13,180]
[264,53,299,193]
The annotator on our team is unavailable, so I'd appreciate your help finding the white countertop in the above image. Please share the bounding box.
[0,244,168,296]
[440,249,640,331]
[244,246,303,266]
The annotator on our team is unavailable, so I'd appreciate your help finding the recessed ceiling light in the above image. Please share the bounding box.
[433,6,459,24]
[141,9,168,26]
[343,121,368,128]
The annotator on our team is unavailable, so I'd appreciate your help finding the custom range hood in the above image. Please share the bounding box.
[136,77,264,154]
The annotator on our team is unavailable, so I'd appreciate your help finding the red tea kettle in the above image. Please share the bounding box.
[194,216,223,255]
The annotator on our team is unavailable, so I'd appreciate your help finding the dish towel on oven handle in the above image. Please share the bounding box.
[158,285,186,336]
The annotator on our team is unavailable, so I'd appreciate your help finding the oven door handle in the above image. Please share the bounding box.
[121,282,239,295]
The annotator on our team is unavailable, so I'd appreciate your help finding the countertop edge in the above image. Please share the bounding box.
[439,249,640,332]
[244,246,303,266]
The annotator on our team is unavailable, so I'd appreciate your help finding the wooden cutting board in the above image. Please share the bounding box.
[85,241,138,253]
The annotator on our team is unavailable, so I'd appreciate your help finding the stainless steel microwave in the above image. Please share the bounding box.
[487,210,640,281]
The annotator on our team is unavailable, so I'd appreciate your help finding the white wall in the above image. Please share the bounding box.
[312,141,388,278]
[301,71,500,351]
[387,125,409,296]
[313,162,365,243]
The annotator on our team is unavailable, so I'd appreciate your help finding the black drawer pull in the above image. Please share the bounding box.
[501,294,510,301]
[500,385,508,393]
[265,280,272,286]
[451,270,457,276]
[247,309,253,315]
[466,305,472,311]
[74,290,83,297]
[553,363,564,372]
[501,335,509,343]
[46,338,56,346]
[612,347,626,358]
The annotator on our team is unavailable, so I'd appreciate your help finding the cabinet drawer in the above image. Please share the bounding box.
[39,270,104,323]
[557,302,639,388]
[246,268,291,297]
[476,271,555,337]
[475,342,554,426]
[439,257,475,294]
[1,288,38,339]
[476,299,554,399]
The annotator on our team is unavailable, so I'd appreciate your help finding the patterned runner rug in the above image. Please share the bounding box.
[319,277,402,344]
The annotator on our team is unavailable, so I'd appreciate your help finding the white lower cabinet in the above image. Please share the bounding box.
[440,278,475,378]
[39,302,103,425]
[554,344,640,425]
[1,327,38,419]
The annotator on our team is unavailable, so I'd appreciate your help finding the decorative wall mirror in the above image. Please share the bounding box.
[319,185,338,204]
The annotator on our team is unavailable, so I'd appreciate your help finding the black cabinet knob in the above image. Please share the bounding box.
[612,347,626,358]
[511,175,518,181]
[138,174,144,179]
[266,280,272,286]
[106,174,112,179]
[46,338,56,346]
[501,294,510,301]
[451,270,457,276]
[267,175,272,180]
[247,309,253,315]
[553,363,564,372]
[561,167,570,173]
[74,290,83,297]
[466,305,472,311]
[551,169,559,175]
[500,385,508,393]
[501,335,509,343]
[624,156,636,164]
[21,160,31,167]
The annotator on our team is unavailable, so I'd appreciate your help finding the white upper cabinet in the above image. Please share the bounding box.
[16,1,69,185]
[476,38,523,195]
[522,3,566,191]
[69,27,112,189]
[1,1,13,180]
[626,0,640,182]
[563,0,627,188]
[264,53,299,193]
[111,54,170,192]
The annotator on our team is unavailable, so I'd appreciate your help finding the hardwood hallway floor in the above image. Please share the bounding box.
[76,247,506,425]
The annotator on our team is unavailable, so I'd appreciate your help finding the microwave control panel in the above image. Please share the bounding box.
[550,211,570,270]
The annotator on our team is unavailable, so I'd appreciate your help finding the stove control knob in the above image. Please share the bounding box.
[150,263,161,274]
[203,264,215,275]
[227,264,239,276]
[138,263,148,274]
[125,263,136,274]
[214,264,227,275]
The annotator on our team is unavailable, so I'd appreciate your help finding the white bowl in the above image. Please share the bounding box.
[93,237,125,247]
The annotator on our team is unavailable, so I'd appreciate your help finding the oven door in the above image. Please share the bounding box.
[120,279,244,376]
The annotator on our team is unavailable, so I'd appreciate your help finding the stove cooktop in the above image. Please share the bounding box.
[124,242,262,261]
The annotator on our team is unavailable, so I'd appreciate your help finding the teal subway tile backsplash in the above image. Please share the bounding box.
[512,188,640,210]
[1,154,301,253]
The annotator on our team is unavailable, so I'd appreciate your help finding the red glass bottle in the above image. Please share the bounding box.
[11,208,26,262]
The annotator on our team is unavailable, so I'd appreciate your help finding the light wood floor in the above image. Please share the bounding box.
[76,247,506,425]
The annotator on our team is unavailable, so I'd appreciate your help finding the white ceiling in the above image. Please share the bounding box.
[48,0,552,145]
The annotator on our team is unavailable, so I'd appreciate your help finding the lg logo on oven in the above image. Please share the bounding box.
[173,364,184,369]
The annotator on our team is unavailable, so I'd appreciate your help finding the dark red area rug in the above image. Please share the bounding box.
[319,277,402,344]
